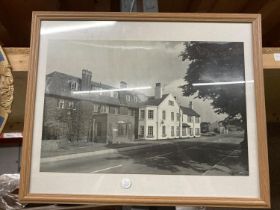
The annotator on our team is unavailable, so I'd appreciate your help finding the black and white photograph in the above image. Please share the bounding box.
[40,40,248,176]
[19,13,270,207]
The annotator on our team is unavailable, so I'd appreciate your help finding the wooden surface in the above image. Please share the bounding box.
[2,47,279,132]
[23,204,116,210]
[252,16,270,208]
[1,1,280,47]
[4,48,30,71]
[17,12,270,208]
[4,47,280,72]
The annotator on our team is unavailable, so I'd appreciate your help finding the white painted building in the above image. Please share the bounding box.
[138,83,201,140]
[181,103,201,138]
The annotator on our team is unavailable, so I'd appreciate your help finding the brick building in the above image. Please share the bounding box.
[43,70,143,144]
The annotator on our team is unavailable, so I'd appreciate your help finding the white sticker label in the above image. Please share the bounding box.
[274,53,280,61]
[3,132,23,138]
[121,178,132,189]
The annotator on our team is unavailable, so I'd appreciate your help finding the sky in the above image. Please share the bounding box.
[46,40,227,122]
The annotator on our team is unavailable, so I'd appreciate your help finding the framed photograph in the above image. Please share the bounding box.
[20,12,270,208]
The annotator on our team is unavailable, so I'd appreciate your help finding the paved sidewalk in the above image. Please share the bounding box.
[41,142,169,163]
[41,134,244,164]
[41,138,188,158]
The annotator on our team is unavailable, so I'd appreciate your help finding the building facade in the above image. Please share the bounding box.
[43,70,142,144]
[181,103,201,138]
[43,70,201,145]
[138,83,201,140]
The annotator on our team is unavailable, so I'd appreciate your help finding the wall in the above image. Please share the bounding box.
[139,94,182,140]
[138,106,158,140]
[107,113,135,143]
[77,100,95,142]
[158,94,181,139]
[42,95,74,141]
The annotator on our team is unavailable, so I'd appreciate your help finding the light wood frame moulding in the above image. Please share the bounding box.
[19,11,270,208]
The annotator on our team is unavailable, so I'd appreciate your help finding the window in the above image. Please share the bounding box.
[190,128,193,136]
[148,110,154,119]
[177,113,180,121]
[100,105,108,113]
[168,100,174,106]
[171,126,174,137]
[118,123,128,136]
[195,117,200,123]
[93,104,99,113]
[171,112,174,121]
[148,126,153,137]
[195,128,200,135]
[58,99,65,109]
[109,106,119,114]
[182,127,187,136]
[140,110,145,120]
[70,81,78,90]
[162,110,166,120]
[140,126,144,137]
[68,101,75,109]
[162,126,166,136]
[114,92,118,98]
[176,126,180,136]
[126,95,131,102]
[188,116,192,123]
[134,96,138,103]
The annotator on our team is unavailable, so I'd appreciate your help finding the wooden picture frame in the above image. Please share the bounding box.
[19,12,270,208]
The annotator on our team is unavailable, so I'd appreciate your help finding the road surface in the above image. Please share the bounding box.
[40,140,248,176]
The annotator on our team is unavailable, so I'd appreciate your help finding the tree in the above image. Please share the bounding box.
[180,42,248,170]
[180,42,246,128]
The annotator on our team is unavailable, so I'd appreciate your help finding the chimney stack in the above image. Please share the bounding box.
[120,81,127,89]
[81,69,92,90]
[155,83,162,99]
[189,101,193,109]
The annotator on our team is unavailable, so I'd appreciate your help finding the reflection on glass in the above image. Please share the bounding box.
[41,21,116,35]
[193,80,254,86]
[41,40,249,176]
[72,86,152,94]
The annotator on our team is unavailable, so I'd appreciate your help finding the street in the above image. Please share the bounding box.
[40,136,249,176]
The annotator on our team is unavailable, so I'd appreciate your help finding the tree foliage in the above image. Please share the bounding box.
[180,42,246,126]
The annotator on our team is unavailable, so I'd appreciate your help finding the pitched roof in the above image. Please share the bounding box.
[118,90,142,108]
[45,71,143,108]
[180,106,200,117]
[47,71,114,90]
[47,71,78,81]
[141,94,169,106]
